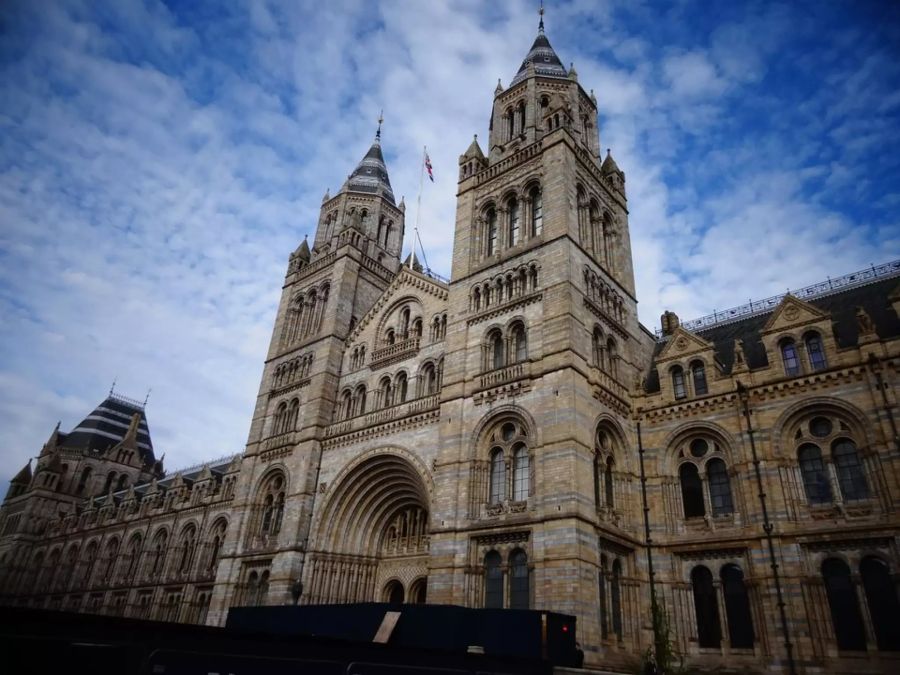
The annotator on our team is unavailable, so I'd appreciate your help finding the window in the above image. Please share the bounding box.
[490,330,504,370]
[530,187,542,236]
[508,197,520,246]
[706,459,733,516]
[206,519,227,573]
[599,557,608,638]
[379,377,392,408]
[604,457,615,508]
[691,565,722,648]
[805,332,827,371]
[509,549,529,609]
[721,565,754,648]
[395,372,408,403]
[672,366,687,399]
[860,557,900,651]
[177,526,196,575]
[259,473,286,537]
[592,326,605,370]
[832,438,869,501]
[512,323,527,363]
[822,558,866,651]
[512,444,529,501]
[354,385,367,415]
[486,209,498,256]
[680,463,705,518]
[610,559,622,638]
[606,338,618,378]
[691,361,708,396]
[781,339,801,376]
[484,551,503,608]
[76,467,92,495]
[340,390,352,420]
[489,449,506,504]
[798,444,832,504]
[148,532,166,581]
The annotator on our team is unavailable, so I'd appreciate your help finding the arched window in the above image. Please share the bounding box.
[484,551,503,608]
[379,376,392,408]
[102,538,120,580]
[860,557,900,651]
[822,558,866,651]
[116,474,128,492]
[354,385,367,415]
[509,549,529,609]
[148,531,167,580]
[508,197,520,246]
[287,398,300,430]
[691,361,708,396]
[611,559,623,638]
[400,307,410,338]
[395,372,408,403]
[832,438,869,501]
[604,457,614,508]
[530,186,542,236]
[780,338,801,376]
[512,323,527,363]
[606,338,618,378]
[76,466,92,495]
[177,526,196,575]
[259,570,270,605]
[721,565,754,648]
[473,287,481,311]
[592,326,605,370]
[384,579,404,604]
[273,401,288,435]
[489,448,506,504]
[486,209,498,256]
[340,390,352,420]
[124,535,141,581]
[706,459,733,516]
[412,318,423,338]
[805,332,827,371]
[246,571,259,606]
[490,329,504,370]
[798,443,833,504]
[422,363,437,396]
[512,443,530,501]
[206,519,227,573]
[691,565,722,648]
[672,366,687,400]
[680,463,705,518]
[259,473,286,537]
[386,328,395,345]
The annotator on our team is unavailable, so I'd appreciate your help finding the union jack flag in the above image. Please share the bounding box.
[425,152,434,182]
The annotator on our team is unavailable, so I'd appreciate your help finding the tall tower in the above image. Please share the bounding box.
[212,123,405,619]
[430,12,649,667]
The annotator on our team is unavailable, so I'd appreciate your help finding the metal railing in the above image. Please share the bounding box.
[657,260,900,337]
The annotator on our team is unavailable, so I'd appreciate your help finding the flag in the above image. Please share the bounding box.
[425,152,434,182]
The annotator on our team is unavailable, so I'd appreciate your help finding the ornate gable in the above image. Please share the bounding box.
[656,326,714,363]
[761,294,829,334]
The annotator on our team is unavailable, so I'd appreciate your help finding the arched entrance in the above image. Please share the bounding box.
[306,451,430,605]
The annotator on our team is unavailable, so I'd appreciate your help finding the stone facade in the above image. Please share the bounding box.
[2,18,900,675]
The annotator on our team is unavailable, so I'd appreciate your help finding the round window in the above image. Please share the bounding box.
[689,439,708,458]
[809,417,833,438]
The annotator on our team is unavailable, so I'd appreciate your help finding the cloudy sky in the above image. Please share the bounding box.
[1,0,899,486]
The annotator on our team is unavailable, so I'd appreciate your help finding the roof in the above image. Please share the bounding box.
[346,128,395,205]
[62,393,155,463]
[510,29,568,87]
[644,273,900,392]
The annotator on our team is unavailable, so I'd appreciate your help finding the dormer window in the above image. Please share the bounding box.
[804,332,827,371]
[780,338,801,376]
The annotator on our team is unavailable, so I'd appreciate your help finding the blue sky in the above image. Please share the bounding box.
[1,0,899,487]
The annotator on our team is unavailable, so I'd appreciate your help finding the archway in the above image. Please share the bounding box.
[307,450,431,605]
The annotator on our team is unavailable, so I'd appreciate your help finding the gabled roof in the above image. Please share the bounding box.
[510,26,568,87]
[644,273,900,392]
[63,393,155,463]
[345,126,395,205]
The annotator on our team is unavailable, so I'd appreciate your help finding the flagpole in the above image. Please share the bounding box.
[413,145,425,260]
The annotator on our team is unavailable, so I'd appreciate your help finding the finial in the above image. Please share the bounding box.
[143,388,152,407]
[474,134,478,140]
[538,1,545,33]
[607,148,611,156]
[376,109,383,139]
[109,377,117,396]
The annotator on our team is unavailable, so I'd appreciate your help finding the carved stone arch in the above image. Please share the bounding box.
[504,314,528,332]
[204,514,230,539]
[375,294,425,342]
[660,421,737,473]
[771,396,872,458]
[499,187,520,205]
[811,550,854,574]
[177,519,200,538]
[469,405,539,461]
[254,463,290,496]
[522,176,542,194]
[312,446,433,555]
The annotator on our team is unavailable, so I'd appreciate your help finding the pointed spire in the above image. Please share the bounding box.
[376,109,383,140]
[322,188,330,202]
[296,235,310,261]
[11,460,33,485]
[463,134,485,160]
[601,148,621,175]
[510,6,568,87]
[40,421,61,457]
[345,115,395,204]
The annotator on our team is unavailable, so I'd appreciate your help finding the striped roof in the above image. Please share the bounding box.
[63,393,154,463]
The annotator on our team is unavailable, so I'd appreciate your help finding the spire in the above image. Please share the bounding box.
[510,6,568,87]
[345,115,395,204]
[601,148,621,175]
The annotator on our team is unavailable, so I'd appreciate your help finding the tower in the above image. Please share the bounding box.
[430,13,649,667]
[211,123,406,620]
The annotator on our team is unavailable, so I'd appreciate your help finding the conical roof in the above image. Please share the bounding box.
[510,25,568,87]
[601,149,621,175]
[346,126,395,205]
[64,392,155,464]
[11,461,32,485]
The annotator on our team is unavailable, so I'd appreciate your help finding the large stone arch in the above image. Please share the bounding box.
[770,396,873,458]
[306,447,432,605]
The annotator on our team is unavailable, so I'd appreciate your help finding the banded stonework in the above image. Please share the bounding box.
[2,16,900,675]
